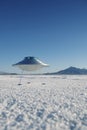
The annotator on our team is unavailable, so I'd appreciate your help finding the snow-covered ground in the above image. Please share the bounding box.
[0,75,87,130]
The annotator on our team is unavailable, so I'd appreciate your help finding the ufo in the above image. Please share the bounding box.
[12,56,49,71]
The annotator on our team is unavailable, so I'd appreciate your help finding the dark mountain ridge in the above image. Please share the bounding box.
[57,67,87,75]
[45,67,87,75]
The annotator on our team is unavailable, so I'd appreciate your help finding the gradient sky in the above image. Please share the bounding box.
[0,0,87,73]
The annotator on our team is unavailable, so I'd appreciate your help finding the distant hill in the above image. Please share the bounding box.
[57,67,87,75]
[45,67,87,75]
[0,71,17,75]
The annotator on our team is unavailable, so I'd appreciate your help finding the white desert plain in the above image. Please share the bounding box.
[0,75,87,130]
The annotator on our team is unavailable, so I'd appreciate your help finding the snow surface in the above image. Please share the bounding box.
[0,75,87,130]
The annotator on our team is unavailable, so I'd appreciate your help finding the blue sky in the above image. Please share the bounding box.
[0,0,87,73]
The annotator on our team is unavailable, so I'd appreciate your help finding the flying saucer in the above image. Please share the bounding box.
[12,56,49,71]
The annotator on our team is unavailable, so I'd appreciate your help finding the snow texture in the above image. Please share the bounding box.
[0,75,87,130]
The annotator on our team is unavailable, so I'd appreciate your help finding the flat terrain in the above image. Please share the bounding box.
[0,75,87,130]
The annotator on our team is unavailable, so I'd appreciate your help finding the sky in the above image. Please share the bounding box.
[0,0,87,73]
